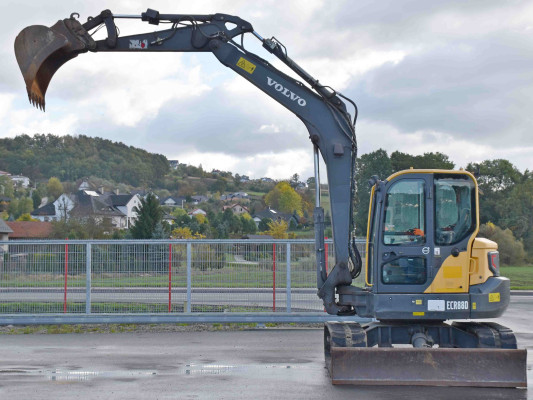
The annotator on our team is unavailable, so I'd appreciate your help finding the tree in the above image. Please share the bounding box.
[265,181,303,215]
[258,217,272,232]
[390,151,454,172]
[466,159,524,225]
[16,213,38,221]
[50,217,109,239]
[46,177,63,200]
[170,226,205,239]
[354,149,393,235]
[18,197,34,217]
[264,220,289,239]
[289,173,300,188]
[151,222,169,239]
[130,193,163,239]
[0,176,14,198]
[240,214,257,234]
[478,222,525,265]
[32,190,42,209]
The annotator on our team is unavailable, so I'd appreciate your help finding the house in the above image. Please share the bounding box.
[161,196,186,208]
[162,212,175,225]
[130,189,156,200]
[69,191,128,229]
[103,193,142,228]
[30,202,57,221]
[188,208,207,217]
[220,192,249,202]
[31,190,141,230]
[223,204,250,215]
[191,195,209,204]
[10,175,30,188]
[0,219,12,250]
[232,192,249,199]
[252,207,299,227]
[31,193,75,221]
[78,180,92,191]
[5,221,53,239]
[261,177,274,183]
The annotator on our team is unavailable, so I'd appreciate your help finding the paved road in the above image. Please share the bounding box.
[0,287,323,311]
[0,296,531,399]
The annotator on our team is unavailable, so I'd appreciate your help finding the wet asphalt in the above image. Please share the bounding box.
[0,297,531,399]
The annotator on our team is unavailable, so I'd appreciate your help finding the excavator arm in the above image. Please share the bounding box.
[15,9,361,314]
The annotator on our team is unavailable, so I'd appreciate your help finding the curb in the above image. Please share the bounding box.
[511,290,533,296]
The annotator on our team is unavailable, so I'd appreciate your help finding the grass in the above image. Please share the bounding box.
[500,265,533,290]
[0,322,287,335]
[0,302,279,314]
[0,261,318,289]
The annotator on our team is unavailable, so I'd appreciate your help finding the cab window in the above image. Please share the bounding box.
[435,176,476,245]
[383,179,425,245]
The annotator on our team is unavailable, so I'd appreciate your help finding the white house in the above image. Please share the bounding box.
[11,175,30,188]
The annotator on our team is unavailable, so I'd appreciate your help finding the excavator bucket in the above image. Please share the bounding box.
[14,18,94,110]
[324,322,527,387]
[327,347,527,387]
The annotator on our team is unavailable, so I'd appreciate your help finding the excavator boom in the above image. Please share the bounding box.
[14,9,358,315]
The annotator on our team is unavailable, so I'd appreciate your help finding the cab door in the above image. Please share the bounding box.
[375,174,434,294]
[425,173,478,293]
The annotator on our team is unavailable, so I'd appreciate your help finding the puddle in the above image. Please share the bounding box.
[0,364,305,381]
[0,368,157,382]
[183,364,293,376]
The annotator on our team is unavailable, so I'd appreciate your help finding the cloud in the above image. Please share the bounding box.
[3,0,533,182]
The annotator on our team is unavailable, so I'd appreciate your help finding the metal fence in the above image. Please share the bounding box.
[0,239,369,325]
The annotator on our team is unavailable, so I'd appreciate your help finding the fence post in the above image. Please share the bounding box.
[273,243,276,312]
[64,238,68,313]
[325,237,328,274]
[85,243,91,314]
[186,242,191,313]
[168,243,172,312]
[286,242,291,313]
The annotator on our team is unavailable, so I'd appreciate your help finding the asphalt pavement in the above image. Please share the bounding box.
[0,296,531,399]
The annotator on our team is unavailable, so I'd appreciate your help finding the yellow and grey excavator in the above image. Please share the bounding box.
[14,9,527,387]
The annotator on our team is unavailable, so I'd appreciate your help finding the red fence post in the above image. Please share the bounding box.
[273,243,276,312]
[168,243,172,312]
[64,238,68,313]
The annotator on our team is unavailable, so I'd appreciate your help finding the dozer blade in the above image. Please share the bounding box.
[328,347,527,387]
[14,18,94,111]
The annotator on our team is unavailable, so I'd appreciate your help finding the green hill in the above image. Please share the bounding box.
[0,134,169,186]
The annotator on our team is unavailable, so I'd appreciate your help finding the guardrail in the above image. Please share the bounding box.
[0,239,369,324]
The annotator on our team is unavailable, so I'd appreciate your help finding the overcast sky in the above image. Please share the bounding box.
[3,0,533,180]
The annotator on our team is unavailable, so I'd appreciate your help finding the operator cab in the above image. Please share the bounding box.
[365,170,478,294]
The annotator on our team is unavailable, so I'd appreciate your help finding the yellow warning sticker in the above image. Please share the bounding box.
[415,300,422,305]
[236,57,256,74]
[488,292,500,303]
[472,302,477,310]
[413,312,425,316]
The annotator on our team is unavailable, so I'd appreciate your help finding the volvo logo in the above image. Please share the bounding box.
[422,247,430,255]
[267,77,307,106]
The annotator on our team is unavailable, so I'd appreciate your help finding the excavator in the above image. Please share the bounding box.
[14,9,527,387]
